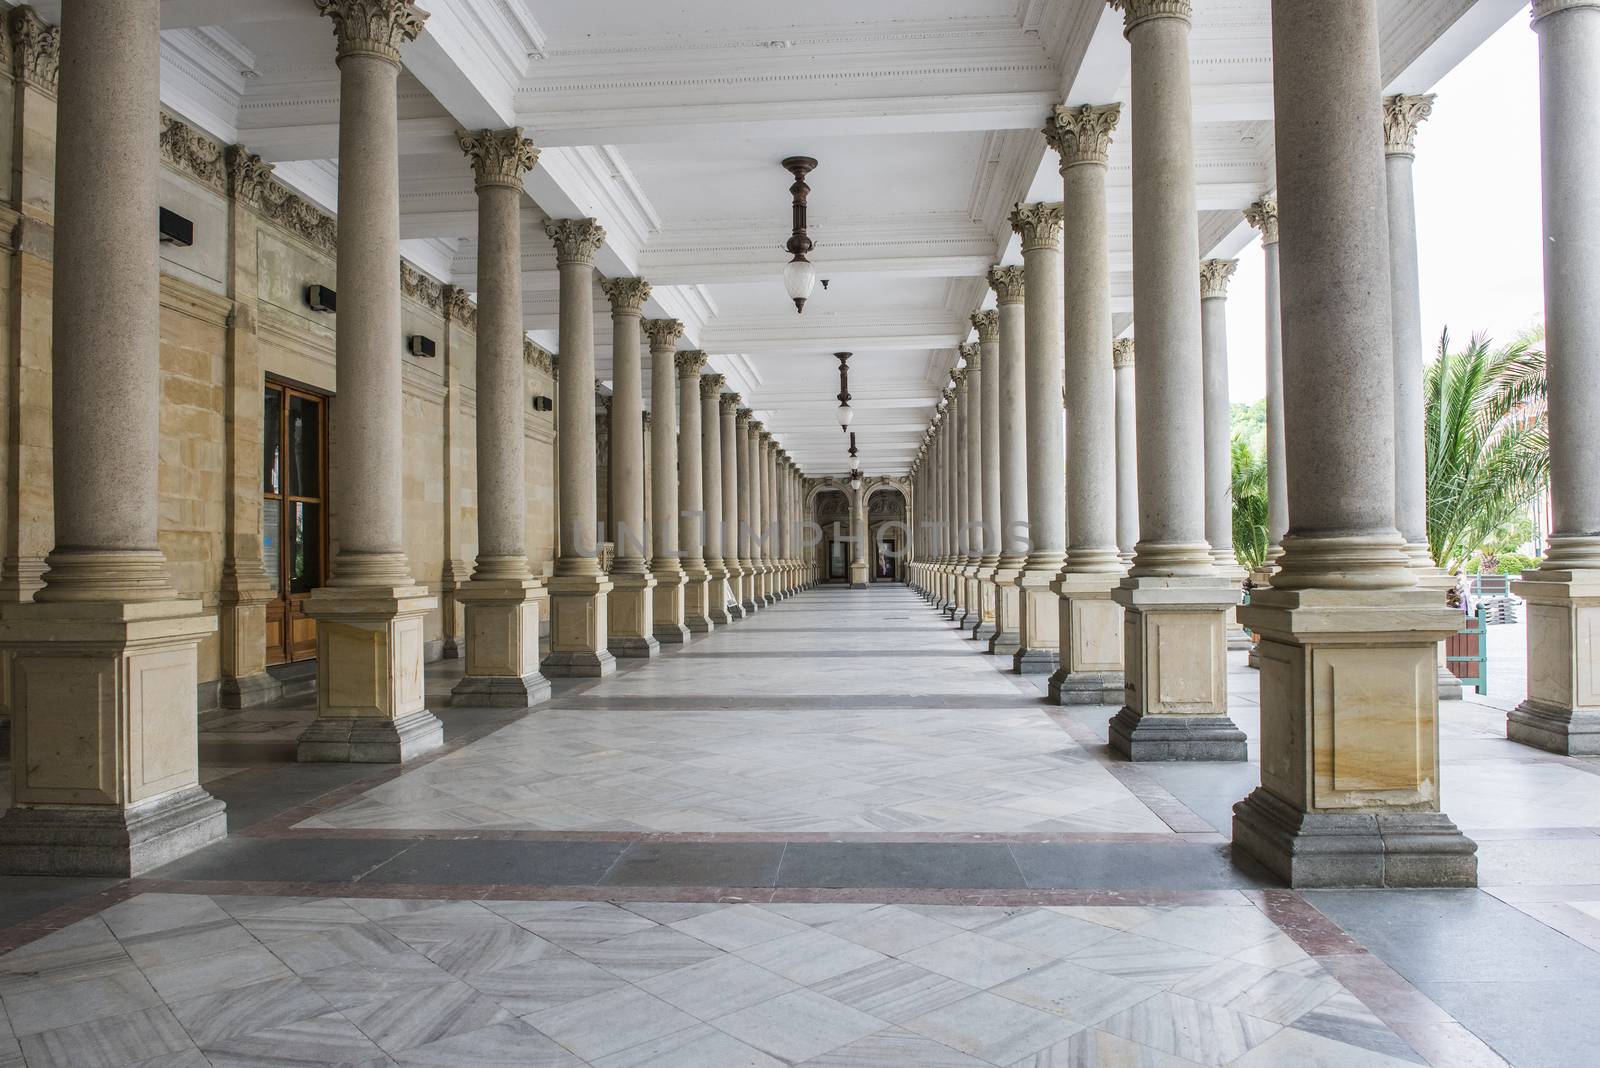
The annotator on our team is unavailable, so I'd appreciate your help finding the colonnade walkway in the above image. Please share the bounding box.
[1,585,1598,1066]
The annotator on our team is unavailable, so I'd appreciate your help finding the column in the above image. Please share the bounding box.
[989,265,1028,655]
[736,408,760,613]
[602,278,658,658]
[1010,202,1065,674]
[1114,339,1139,563]
[450,128,551,705]
[0,0,227,874]
[677,351,714,633]
[777,454,794,595]
[542,218,616,677]
[1244,197,1288,572]
[942,382,963,615]
[300,0,445,758]
[759,429,779,603]
[972,311,1003,641]
[722,393,749,618]
[1045,103,1127,705]
[1233,0,1475,887]
[1511,0,1600,755]
[1107,0,1243,760]
[962,343,985,628]
[702,374,733,625]
[851,481,869,588]
[645,319,688,643]
[952,363,973,623]
[1200,259,1252,655]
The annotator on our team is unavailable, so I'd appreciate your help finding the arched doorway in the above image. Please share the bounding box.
[866,486,908,583]
[812,488,851,583]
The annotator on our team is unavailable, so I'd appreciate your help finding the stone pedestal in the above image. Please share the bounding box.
[545,573,617,677]
[1233,587,1476,886]
[450,580,551,707]
[971,574,998,644]
[607,571,660,658]
[1109,579,1244,760]
[299,584,443,762]
[1014,571,1060,675]
[989,566,1023,657]
[1048,574,1124,705]
[849,561,869,589]
[1509,566,1600,754]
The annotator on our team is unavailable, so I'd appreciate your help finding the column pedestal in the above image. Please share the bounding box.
[450,580,552,706]
[0,599,226,876]
[1233,587,1476,886]
[1013,571,1060,675]
[545,573,618,676]
[1047,574,1124,705]
[989,565,1023,657]
[683,564,714,634]
[726,564,748,619]
[1109,578,1244,761]
[1509,566,1600,754]
[653,571,689,643]
[970,562,999,643]
[850,561,869,590]
[708,565,735,625]
[960,565,980,628]
[607,571,660,658]
[739,562,759,614]
[299,584,444,762]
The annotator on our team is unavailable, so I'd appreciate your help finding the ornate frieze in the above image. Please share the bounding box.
[987,264,1026,305]
[7,6,59,93]
[642,318,685,349]
[1108,0,1193,36]
[400,261,444,313]
[601,276,652,312]
[1044,103,1121,171]
[1113,338,1135,369]
[1382,94,1436,156]
[225,145,274,203]
[160,112,227,193]
[1009,202,1064,252]
[675,350,708,377]
[1199,259,1238,300]
[313,0,428,64]
[545,217,606,266]
[457,127,539,189]
[701,373,727,400]
[970,310,999,342]
[1244,195,1279,246]
[524,340,553,375]
[959,342,980,373]
[226,145,338,254]
[443,285,478,329]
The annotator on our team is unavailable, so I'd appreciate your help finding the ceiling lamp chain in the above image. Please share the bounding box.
[781,156,818,313]
[835,351,853,431]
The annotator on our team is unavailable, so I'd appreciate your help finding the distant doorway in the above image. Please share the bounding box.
[263,380,329,665]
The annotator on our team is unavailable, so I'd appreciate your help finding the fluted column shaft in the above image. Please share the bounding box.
[1114,341,1139,559]
[1200,260,1241,575]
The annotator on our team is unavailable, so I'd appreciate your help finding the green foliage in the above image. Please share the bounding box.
[1425,329,1549,575]
[1231,434,1270,572]
[1496,552,1540,575]
[1230,399,1267,456]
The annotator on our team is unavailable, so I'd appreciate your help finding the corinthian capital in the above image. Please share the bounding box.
[1244,195,1279,246]
[971,309,999,341]
[722,391,743,412]
[601,276,652,313]
[700,373,727,400]
[959,342,981,374]
[641,318,684,350]
[988,265,1026,304]
[1044,103,1122,170]
[545,217,606,266]
[1108,0,1193,36]
[457,128,538,189]
[1009,202,1064,252]
[1199,259,1238,300]
[314,0,428,64]
[675,350,708,378]
[8,6,59,92]
[735,407,753,426]
[1382,94,1436,156]
[1113,338,1135,369]
[950,365,967,388]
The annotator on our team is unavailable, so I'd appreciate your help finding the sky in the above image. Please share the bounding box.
[1225,9,1545,402]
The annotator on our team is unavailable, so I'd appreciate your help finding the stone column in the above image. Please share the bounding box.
[736,408,760,613]
[1114,339,1139,563]
[777,454,794,595]
[1233,0,1475,887]
[989,265,1028,656]
[1107,0,1243,760]
[1200,259,1251,655]
[722,393,748,619]
[602,278,658,658]
[450,128,550,705]
[1511,0,1600,756]
[0,0,227,874]
[1244,197,1288,571]
[952,364,973,623]
[702,374,733,624]
[972,311,1002,641]
[962,343,985,627]
[677,351,713,632]
[645,319,688,643]
[541,219,615,677]
[759,429,779,603]
[1046,103,1127,705]
[300,0,444,758]
[942,383,963,616]
[851,481,870,588]
[1011,203,1066,674]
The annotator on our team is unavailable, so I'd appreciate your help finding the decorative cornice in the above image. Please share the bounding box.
[700,373,727,399]
[313,0,428,65]
[443,285,477,328]
[641,318,684,350]
[1009,202,1064,252]
[400,261,444,313]
[457,127,539,189]
[1044,103,1121,171]
[225,144,337,254]
[971,309,999,341]
[545,217,606,266]
[8,6,58,94]
[987,264,1026,304]
[1532,1,1600,26]
[161,112,226,194]
[1113,338,1135,369]
[601,276,652,313]
[1382,94,1435,156]
[1108,0,1193,37]
[723,391,743,411]
[524,340,553,375]
[1244,195,1279,246]
[675,350,708,377]
[1199,259,1238,300]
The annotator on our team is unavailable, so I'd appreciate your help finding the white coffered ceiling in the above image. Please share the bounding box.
[23,0,1524,476]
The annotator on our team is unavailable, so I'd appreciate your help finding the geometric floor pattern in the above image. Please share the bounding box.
[0,893,1428,1068]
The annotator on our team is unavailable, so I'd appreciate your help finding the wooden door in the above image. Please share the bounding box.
[263,382,328,665]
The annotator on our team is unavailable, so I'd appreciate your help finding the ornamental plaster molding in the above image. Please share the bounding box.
[959,342,980,373]
[544,217,606,266]
[1381,94,1435,156]
[524,340,553,375]
[722,391,743,411]
[1532,1,1600,24]
[443,284,478,328]
[1113,337,1135,369]
[1199,259,1238,300]
[641,318,684,349]
[971,309,999,341]
[1009,202,1064,252]
[400,260,444,313]
[457,127,539,189]
[601,276,652,312]
[161,112,227,193]
[1244,195,1279,246]
[987,264,1026,304]
[313,0,428,64]
[225,144,338,254]
[675,349,708,377]
[700,373,727,399]
[1044,103,1121,170]
[7,6,58,93]
[1108,0,1193,37]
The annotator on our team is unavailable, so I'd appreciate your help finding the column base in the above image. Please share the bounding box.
[608,571,660,658]
[652,570,689,644]
[1509,566,1600,752]
[609,635,661,659]
[452,579,551,708]
[1108,707,1245,761]
[1048,573,1126,705]
[541,649,617,677]
[451,672,551,708]
[542,572,617,678]
[219,671,284,710]
[683,569,715,634]
[1013,570,1060,675]
[1437,664,1464,701]
[970,621,998,643]
[0,785,227,877]
[298,708,445,763]
[709,569,735,626]
[989,566,1023,657]
[1232,786,1477,888]
[1226,623,1254,652]
[1507,701,1600,756]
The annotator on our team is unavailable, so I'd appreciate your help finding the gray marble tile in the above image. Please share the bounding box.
[992,960,1157,1026]
[570,926,724,980]
[735,928,888,985]
[1100,991,1280,1066]
[462,951,631,1015]
[636,954,798,1021]
[1008,1027,1207,1067]
[590,1021,785,1068]
[670,903,810,952]
[17,1005,194,1068]
[200,1008,391,1067]
[977,909,1123,960]
[139,941,294,1002]
[1229,1026,1425,1068]
[391,1017,584,1066]
[819,905,967,956]
[170,975,335,1046]
[711,988,885,1062]
[900,931,1055,989]
[526,983,701,1061]
[1066,933,1221,989]
[903,990,1086,1064]
[800,1025,992,1066]
[335,975,512,1053]
[0,961,163,1036]
[811,959,977,1025]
